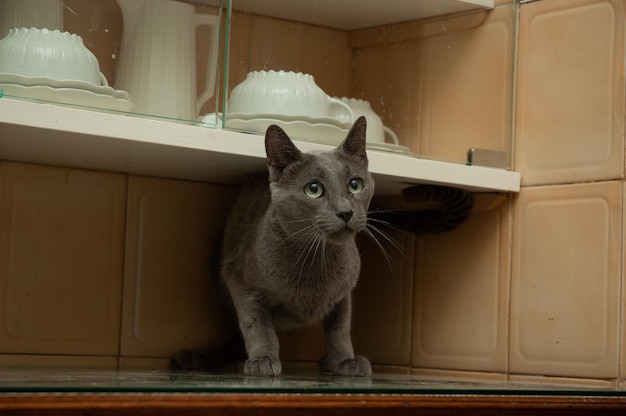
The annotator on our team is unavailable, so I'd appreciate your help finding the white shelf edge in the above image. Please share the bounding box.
[0,99,519,195]
[460,0,494,7]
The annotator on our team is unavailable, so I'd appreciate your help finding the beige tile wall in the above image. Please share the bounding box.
[622,181,626,381]
[509,0,626,384]
[413,0,626,386]
[515,0,625,186]
[227,11,353,100]
[352,231,415,366]
[351,3,517,161]
[0,162,239,369]
[0,163,126,357]
[120,177,238,359]
[510,182,621,379]
[414,5,515,164]
[413,204,511,374]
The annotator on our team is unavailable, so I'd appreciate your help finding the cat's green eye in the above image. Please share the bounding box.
[348,178,364,194]
[304,181,324,198]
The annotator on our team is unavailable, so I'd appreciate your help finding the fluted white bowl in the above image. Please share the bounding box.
[228,70,352,122]
[0,27,107,86]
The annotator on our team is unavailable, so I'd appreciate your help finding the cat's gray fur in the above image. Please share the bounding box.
[220,116,373,377]
[172,116,475,376]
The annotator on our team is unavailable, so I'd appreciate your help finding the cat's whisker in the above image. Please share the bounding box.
[278,218,313,224]
[366,211,416,239]
[311,231,324,272]
[366,216,408,235]
[320,237,327,277]
[282,223,317,244]
[295,229,322,275]
[366,222,407,259]
[364,222,413,280]
[290,226,317,266]
[363,227,397,273]
[294,235,313,275]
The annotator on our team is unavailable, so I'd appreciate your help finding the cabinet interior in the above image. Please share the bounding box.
[0,0,544,396]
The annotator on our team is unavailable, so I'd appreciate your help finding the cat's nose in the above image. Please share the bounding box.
[336,210,354,223]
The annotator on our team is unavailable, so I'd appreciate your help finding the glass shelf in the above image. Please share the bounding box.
[0,368,624,396]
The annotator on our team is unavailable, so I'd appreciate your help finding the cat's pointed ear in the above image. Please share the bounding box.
[265,124,304,181]
[339,116,367,161]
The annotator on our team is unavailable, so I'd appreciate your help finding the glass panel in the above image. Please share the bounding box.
[4,0,609,398]
[0,0,228,125]
[1,369,625,395]
[223,0,517,168]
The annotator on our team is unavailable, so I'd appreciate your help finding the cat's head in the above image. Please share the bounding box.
[265,116,374,242]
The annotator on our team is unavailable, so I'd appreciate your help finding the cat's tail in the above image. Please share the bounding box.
[171,341,246,371]
[369,184,474,235]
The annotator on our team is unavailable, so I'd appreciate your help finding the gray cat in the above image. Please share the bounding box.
[220,116,373,377]
[172,116,474,376]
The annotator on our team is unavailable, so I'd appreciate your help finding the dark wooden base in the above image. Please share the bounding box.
[1,393,626,415]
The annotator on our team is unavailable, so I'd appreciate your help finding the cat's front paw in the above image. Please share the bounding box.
[244,355,282,376]
[320,354,372,377]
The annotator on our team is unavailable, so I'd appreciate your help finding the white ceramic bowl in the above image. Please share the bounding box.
[228,70,352,121]
[0,27,107,86]
[339,97,399,144]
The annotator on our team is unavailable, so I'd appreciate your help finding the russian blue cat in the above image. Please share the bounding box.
[217,116,373,376]
[172,116,474,376]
